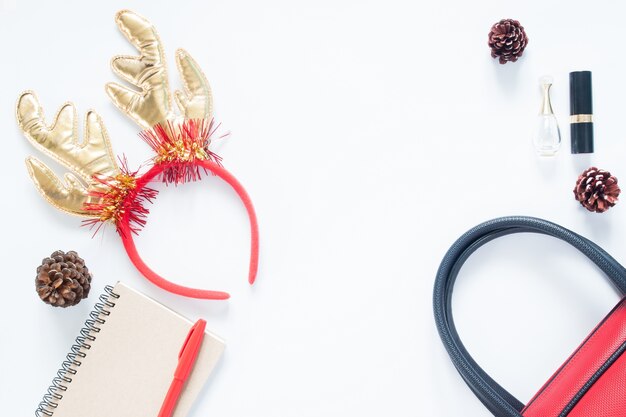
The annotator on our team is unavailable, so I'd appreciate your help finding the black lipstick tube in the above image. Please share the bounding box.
[569,71,594,154]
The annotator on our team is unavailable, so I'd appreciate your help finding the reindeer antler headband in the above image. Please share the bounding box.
[17,10,259,300]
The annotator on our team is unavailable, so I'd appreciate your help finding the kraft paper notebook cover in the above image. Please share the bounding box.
[36,282,225,417]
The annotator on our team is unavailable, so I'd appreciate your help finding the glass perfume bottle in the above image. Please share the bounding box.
[533,76,561,156]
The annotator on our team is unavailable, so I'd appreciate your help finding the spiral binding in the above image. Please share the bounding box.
[35,285,120,417]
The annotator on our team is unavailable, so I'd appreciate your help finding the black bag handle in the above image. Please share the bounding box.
[433,216,626,417]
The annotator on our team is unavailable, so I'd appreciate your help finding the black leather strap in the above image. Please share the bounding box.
[433,216,626,417]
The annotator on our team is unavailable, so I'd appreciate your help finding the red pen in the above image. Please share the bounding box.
[158,319,206,417]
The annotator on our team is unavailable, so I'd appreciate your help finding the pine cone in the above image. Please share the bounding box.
[488,19,528,64]
[574,167,621,213]
[36,250,92,307]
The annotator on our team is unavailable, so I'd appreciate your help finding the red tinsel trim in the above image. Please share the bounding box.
[82,157,158,236]
[139,118,226,184]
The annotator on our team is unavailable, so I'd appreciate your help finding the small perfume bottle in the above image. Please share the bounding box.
[533,76,561,156]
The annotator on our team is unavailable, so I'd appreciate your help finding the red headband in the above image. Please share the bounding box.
[17,10,259,300]
[119,159,259,300]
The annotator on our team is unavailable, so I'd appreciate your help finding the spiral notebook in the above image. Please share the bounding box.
[36,282,225,417]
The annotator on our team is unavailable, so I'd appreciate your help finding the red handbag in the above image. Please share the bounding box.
[434,216,626,417]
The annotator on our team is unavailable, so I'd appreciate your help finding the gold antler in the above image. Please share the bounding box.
[17,92,120,217]
[106,10,213,130]
[174,48,213,120]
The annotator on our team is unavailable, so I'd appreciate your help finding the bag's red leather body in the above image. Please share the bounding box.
[523,298,626,417]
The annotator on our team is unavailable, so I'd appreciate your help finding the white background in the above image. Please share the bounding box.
[1,1,625,416]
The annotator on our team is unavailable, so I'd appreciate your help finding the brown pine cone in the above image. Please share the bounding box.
[36,250,92,307]
[488,19,528,64]
[574,167,621,213]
